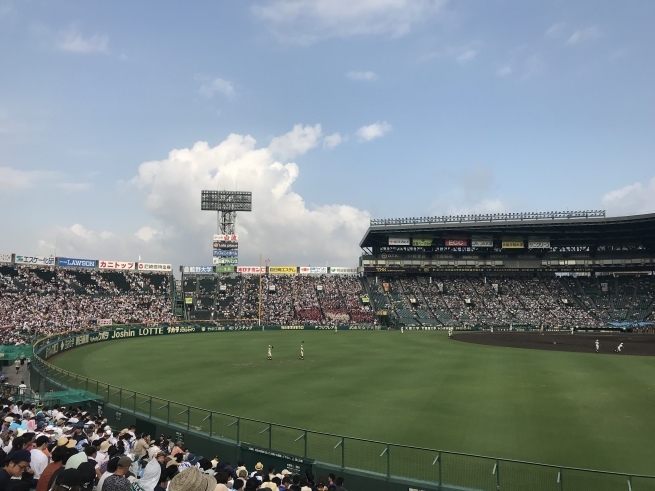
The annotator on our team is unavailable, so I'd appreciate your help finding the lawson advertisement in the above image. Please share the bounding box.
[57,257,98,269]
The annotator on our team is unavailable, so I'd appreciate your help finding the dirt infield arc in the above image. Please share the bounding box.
[452,331,655,356]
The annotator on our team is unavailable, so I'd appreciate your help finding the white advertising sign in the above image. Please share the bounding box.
[388,237,410,246]
[237,266,265,274]
[0,253,12,264]
[329,267,358,274]
[137,262,172,272]
[99,260,136,270]
[213,234,239,242]
[299,266,328,274]
[15,255,55,266]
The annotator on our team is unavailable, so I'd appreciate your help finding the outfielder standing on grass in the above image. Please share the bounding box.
[267,344,273,360]
[300,341,304,360]
[595,339,599,353]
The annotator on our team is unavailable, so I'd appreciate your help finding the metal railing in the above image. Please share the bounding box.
[32,330,655,491]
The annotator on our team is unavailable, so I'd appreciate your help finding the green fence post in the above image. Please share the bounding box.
[148,397,152,419]
[237,418,240,444]
[167,401,170,424]
[304,430,307,458]
[341,438,345,470]
[187,406,191,430]
[119,388,122,408]
[269,423,272,449]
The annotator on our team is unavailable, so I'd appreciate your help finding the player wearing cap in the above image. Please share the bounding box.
[267,345,273,360]
[300,341,304,360]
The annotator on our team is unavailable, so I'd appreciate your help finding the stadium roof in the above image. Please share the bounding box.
[359,211,655,250]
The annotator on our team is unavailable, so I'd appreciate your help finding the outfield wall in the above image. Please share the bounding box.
[31,323,655,491]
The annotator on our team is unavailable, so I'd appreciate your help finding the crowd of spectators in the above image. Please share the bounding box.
[0,401,348,491]
[367,275,625,329]
[184,274,372,326]
[0,266,174,344]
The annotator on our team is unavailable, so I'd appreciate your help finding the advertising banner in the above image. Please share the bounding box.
[137,263,172,272]
[445,237,468,247]
[97,319,112,326]
[299,266,328,274]
[15,255,55,266]
[99,260,136,270]
[214,266,235,273]
[0,253,12,264]
[528,237,551,249]
[237,266,265,274]
[502,237,524,249]
[213,242,239,249]
[213,249,239,258]
[388,237,410,246]
[213,234,238,242]
[329,267,358,274]
[471,235,493,248]
[182,266,214,274]
[268,266,297,274]
[57,257,97,269]
[412,238,433,247]
[213,258,238,265]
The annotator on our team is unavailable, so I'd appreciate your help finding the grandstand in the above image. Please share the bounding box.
[358,210,655,329]
[2,211,655,336]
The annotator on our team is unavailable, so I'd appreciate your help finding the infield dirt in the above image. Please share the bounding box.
[452,331,655,356]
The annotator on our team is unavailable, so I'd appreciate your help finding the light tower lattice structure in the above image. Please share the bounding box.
[200,190,252,234]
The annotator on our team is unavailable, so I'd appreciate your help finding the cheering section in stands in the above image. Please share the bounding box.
[0,265,173,344]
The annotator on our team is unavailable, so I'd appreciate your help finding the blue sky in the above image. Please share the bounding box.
[1,0,654,268]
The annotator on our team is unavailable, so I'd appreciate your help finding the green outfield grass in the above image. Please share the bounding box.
[50,330,655,475]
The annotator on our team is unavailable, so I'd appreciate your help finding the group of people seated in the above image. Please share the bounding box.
[0,267,174,345]
[368,276,619,329]
[0,402,348,491]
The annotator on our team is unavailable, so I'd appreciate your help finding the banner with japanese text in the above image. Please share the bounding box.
[299,266,328,274]
[99,260,136,270]
[528,237,551,249]
[471,235,493,247]
[183,266,214,274]
[329,267,358,274]
[502,237,524,249]
[213,249,239,258]
[213,234,238,242]
[268,266,297,274]
[237,266,265,274]
[15,255,55,266]
[412,238,433,247]
[137,263,172,272]
[388,237,410,246]
[213,258,238,265]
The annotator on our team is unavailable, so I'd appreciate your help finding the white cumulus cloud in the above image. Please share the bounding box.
[602,177,655,216]
[252,0,448,42]
[199,77,237,99]
[57,28,109,54]
[268,123,323,160]
[323,133,345,149]
[127,124,370,266]
[356,121,391,142]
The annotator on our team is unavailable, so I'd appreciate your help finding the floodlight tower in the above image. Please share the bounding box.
[200,190,252,234]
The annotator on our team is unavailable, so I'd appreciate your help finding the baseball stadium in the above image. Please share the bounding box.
[1,208,655,491]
